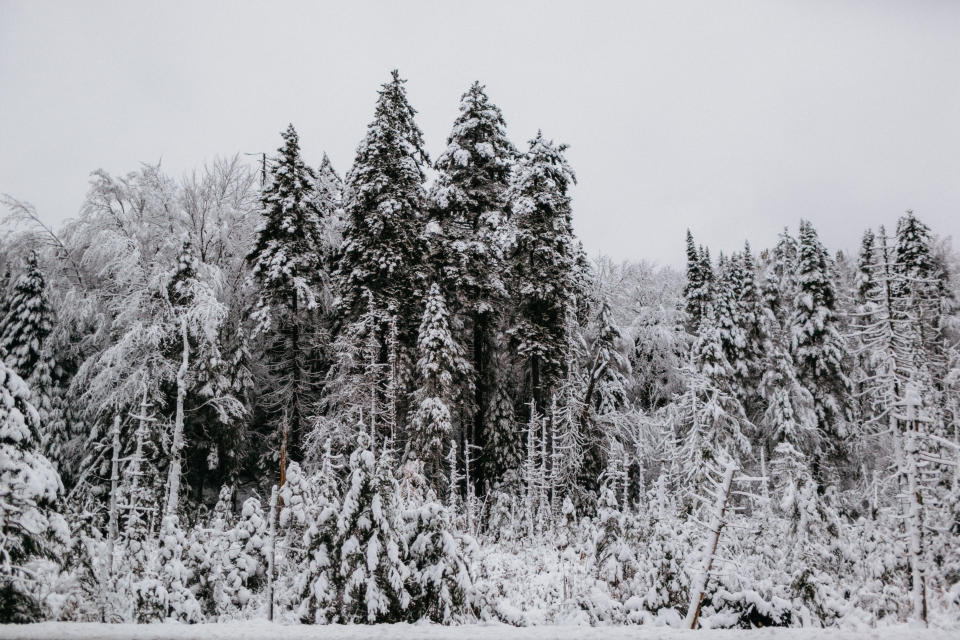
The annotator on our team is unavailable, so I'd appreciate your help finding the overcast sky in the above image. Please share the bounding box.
[2,0,959,265]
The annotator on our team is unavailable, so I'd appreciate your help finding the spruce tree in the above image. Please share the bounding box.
[507,132,581,409]
[247,124,324,467]
[404,500,474,624]
[409,284,468,487]
[0,252,54,383]
[0,360,67,622]
[314,152,344,262]
[895,210,944,370]
[789,220,852,462]
[338,70,430,349]
[430,81,516,490]
[683,231,713,334]
[334,438,410,622]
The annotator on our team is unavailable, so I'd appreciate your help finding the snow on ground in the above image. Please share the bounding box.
[0,624,957,640]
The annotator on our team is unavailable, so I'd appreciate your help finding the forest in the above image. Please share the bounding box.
[1,71,959,629]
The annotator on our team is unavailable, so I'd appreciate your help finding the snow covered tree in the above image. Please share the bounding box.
[481,360,521,486]
[218,496,268,613]
[404,500,474,623]
[429,81,516,488]
[247,123,325,472]
[0,251,54,382]
[334,437,410,622]
[295,449,340,623]
[895,210,945,370]
[338,70,430,353]
[314,152,345,262]
[683,231,714,335]
[789,220,852,464]
[594,473,637,596]
[714,256,750,398]
[156,514,202,622]
[675,312,751,488]
[508,132,582,410]
[0,360,68,622]
[408,284,468,487]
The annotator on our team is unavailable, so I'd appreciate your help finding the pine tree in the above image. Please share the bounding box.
[0,360,68,622]
[247,124,324,468]
[714,256,750,396]
[337,70,430,349]
[594,473,637,595]
[0,251,54,382]
[334,437,410,622]
[429,82,516,488]
[895,210,944,371]
[789,220,852,461]
[296,448,340,623]
[508,132,582,409]
[855,228,877,306]
[404,500,474,623]
[482,363,521,486]
[675,312,751,488]
[219,496,268,612]
[683,231,713,334]
[737,244,765,407]
[409,284,468,486]
[314,152,345,263]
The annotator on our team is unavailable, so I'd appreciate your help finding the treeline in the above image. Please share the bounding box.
[0,70,959,627]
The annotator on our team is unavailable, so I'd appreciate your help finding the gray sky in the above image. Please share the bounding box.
[2,0,959,266]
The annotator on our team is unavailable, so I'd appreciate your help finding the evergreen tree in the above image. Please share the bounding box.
[337,70,430,350]
[430,81,516,490]
[404,500,474,623]
[247,124,324,467]
[737,244,766,407]
[0,360,68,622]
[675,312,751,488]
[482,362,521,486]
[855,228,877,306]
[409,284,468,486]
[683,231,713,334]
[0,251,54,383]
[314,152,345,263]
[334,438,410,622]
[789,220,852,460]
[714,256,750,395]
[507,132,581,409]
[895,210,944,370]
[295,449,340,623]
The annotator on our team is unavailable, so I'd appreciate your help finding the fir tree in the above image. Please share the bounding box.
[895,210,944,370]
[404,500,474,623]
[507,132,582,409]
[409,284,468,486]
[789,220,852,461]
[296,450,340,623]
[0,251,54,383]
[430,81,516,491]
[334,437,410,622]
[337,70,430,349]
[314,152,345,264]
[0,360,68,622]
[247,124,324,467]
[855,228,877,306]
[683,231,713,334]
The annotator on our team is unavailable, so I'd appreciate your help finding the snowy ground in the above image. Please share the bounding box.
[0,623,957,640]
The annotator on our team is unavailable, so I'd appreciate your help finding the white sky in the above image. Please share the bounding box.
[2,0,959,265]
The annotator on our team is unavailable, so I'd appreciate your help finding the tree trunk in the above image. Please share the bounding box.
[266,484,278,621]
[165,317,189,517]
[106,415,121,578]
[685,460,737,629]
